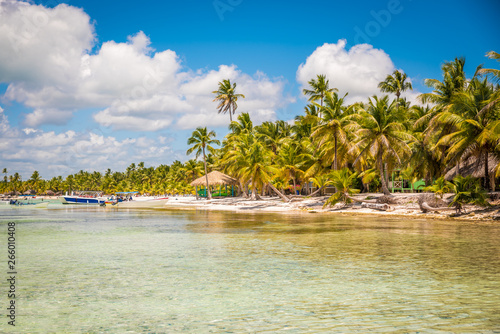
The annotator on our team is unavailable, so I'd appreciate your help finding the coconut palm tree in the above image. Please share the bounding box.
[420,58,467,107]
[349,95,415,195]
[187,127,220,200]
[378,70,413,104]
[311,92,353,170]
[407,105,444,185]
[302,74,337,108]
[424,177,453,199]
[181,159,204,182]
[449,175,489,213]
[212,79,245,123]
[323,168,360,207]
[434,77,499,191]
[255,120,292,155]
[28,170,42,194]
[276,142,305,194]
[478,51,500,83]
[222,132,289,201]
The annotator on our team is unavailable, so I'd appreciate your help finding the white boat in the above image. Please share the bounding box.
[108,193,169,208]
[113,197,169,208]
[59,191,107,205]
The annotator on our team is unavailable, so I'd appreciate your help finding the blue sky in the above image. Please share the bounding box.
[0,0,499,179]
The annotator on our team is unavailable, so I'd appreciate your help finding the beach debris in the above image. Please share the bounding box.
[361,202,393,211]
[418,193,456,213]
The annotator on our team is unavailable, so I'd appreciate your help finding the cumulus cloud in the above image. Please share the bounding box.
[0,108,179,178]
[0,0,287,130]
[297,40,397,104]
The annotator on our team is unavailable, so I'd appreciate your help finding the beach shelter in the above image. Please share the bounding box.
[444,155,498,190]
[190,171,238,198]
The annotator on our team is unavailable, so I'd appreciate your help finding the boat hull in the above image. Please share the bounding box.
[113,198,169,208]
[59,196,106,205]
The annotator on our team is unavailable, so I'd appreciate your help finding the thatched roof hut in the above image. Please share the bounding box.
[45,190,55,196]
[444,155,499,181]
[190,171,238,187]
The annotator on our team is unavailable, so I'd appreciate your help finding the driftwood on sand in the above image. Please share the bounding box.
[347,195,394,211]
[361,202,393,211]
[418,193,457,213]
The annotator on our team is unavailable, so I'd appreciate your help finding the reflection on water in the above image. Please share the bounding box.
[1,207,500,332]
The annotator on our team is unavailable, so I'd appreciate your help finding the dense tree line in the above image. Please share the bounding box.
[2,52,499,203]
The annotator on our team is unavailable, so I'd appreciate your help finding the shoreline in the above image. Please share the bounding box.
[3,193,500,222]
[163,194,500,222]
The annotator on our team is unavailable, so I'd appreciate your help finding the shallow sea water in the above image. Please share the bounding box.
[1,206,500,333]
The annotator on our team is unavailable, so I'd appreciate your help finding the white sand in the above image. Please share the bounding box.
[164,194,500,221]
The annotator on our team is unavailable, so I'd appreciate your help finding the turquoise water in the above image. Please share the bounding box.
[1,207,500,333]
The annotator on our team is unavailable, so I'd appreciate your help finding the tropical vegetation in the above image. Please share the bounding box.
[2,52,499,211]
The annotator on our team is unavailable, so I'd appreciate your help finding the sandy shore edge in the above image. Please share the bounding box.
[164,194,500,222]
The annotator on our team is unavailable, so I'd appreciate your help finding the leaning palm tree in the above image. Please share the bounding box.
[187,127,220,200]
[378,70,413,106]
[212,79,245,123]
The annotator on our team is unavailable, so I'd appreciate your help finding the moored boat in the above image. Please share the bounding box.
[113,197,169,208]
[107,192,169,208]
[59,191,107,205]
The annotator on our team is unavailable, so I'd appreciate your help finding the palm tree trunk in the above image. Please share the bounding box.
[310,185,324,197]
[203,147,211,200]
[333,135,338,170]
[484,151,490,191]
[238,180,247,198]
[379,154,391,195]
[250,177,260,200]
[268,183,290,202]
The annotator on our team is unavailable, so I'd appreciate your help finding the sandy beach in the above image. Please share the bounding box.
[164,193,500,222]
[4,193,499,221]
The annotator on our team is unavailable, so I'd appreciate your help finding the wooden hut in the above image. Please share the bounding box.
[190,171,238,198]
[444,155,498,190]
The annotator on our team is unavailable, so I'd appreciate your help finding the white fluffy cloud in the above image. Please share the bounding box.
[0,107,181,178]
[297,40,396,103]
[0,0,286,130]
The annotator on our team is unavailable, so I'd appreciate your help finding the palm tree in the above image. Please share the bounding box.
[449,175,489,213]
[323,168,360,207]
[478,51,500,83]
[182,159,204,182]
[256,120,292,155]
[302,74,337,108]
[29,170,42,194]
[228,112,253,136]
[276,142,305,194]
[434,77,499,190]
[311,92,353,170]
[349,95,414,195]
[378,70,413,103]
[408,105,444,185]
[222,132,289,201]
[187,127,220,200]
[9,173,21,194]
[424,176,453,199]
[212,79,245,123]
[420,58,467,107]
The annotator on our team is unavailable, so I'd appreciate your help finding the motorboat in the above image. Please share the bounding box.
[59,191,107,205]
